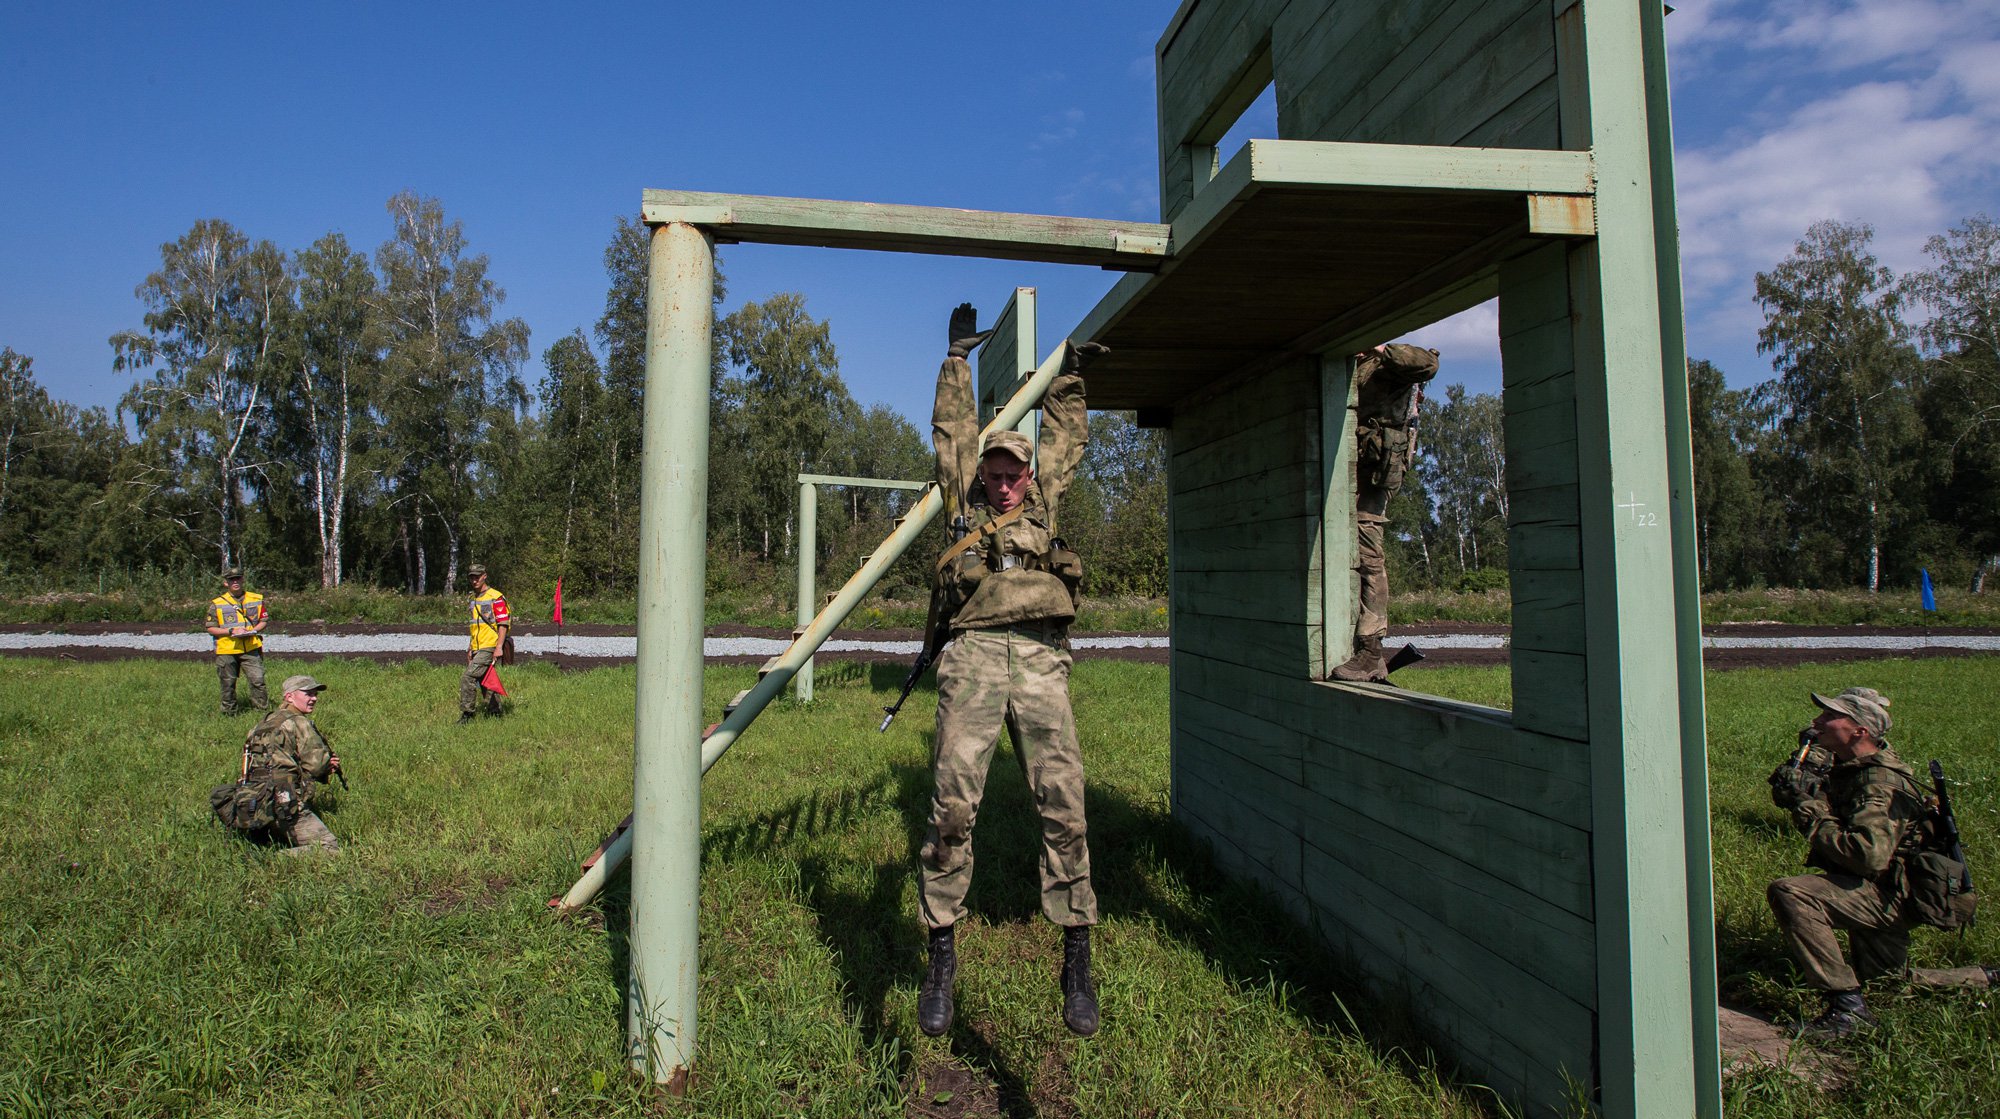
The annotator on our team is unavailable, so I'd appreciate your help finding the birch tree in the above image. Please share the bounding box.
[283,233,382,587]
[110,219,289,571]
[1904,214,2000,591]
[374,192,528,594]
[1754,221,1920,591]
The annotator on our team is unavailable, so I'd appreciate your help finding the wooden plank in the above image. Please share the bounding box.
[1459,75,1562,151]
[1510,520,1581,570]
[1510,648,1589,742]
[1173,794,1312,923]
[1177,687,1311,775]
[1174,751,1306,893]
[1171,361,1318,449]
[1497,241,1571,335]
[1171,409,1315,492]
[640,189,1169,269]
[1504,434,1577,492]
[1512,570,1586,654]
[1173,615,1319,678]
[1239,139,1592,196]
[1509,481,1579,528]
[1177,569,1314,625]
[1295,741,1593,919]
[1499,317,1578,392]
[1277,0,1469,143]
[1356,2,1556,151]
[1174,653,1593,827]
[1157,0,1270,146]
[1287,768,1598,1006]
[1175,514,1321,572]
[1298,847,1594,1115]
[1172,463,1321,531]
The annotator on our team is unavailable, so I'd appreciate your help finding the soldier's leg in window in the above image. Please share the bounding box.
[920,630,1011,929]
[241,652,269,711]
[217,653,240,716]
[1007,632,1097,928]
[460,648,493,715]
[283,810,340,854]
[1767,872,1900,989]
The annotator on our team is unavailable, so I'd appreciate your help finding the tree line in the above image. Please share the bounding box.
[1378,215,2000,595]
[2,208,1991,602]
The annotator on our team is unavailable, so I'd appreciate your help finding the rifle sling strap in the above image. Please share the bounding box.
[934,503,1028,574]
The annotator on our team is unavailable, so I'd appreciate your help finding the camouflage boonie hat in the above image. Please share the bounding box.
[221,568,244,581]
[1811,687,1891,739]
[467,564,488,576]
[281,675,328,695]
[981,430,1033,462]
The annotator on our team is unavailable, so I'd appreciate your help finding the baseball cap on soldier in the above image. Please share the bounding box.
[981,430,1033,462]
[468,564,488,576]
[1811,687,1891,739]
[281,675,328,695]
[221,568,244,581]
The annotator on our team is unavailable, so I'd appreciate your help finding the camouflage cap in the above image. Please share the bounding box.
[1811,686,1891,739]
[280,675,328,695]
[467,564,488,576]
[980,430,1034,463]
[221,568,244,581]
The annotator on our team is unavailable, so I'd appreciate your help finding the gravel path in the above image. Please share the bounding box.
[3,623,1997,670]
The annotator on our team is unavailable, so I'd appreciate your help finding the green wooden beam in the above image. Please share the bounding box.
[795,473,927,490]
[641,189,1170,269]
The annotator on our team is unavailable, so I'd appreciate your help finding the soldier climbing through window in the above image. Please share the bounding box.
[1330,343,1439,683]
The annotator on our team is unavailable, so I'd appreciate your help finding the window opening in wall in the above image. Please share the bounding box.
[1321,299,1511,711]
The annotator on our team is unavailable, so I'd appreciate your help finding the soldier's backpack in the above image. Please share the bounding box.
[209,769,298,833]
[1902,760,1977,930]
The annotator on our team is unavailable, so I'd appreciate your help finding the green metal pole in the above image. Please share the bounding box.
[796,480,816,702]
[626,219,711,1092]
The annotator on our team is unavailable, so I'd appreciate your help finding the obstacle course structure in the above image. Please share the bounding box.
[609,2,1714,1115]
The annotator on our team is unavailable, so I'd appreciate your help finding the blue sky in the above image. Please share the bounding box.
[3,1,1995,431]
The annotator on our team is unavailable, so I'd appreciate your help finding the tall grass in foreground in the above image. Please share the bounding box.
[3,656,1997,1117]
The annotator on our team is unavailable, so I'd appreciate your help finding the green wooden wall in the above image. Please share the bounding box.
[1168,358,1597,1115]
[1158,0,1559,221]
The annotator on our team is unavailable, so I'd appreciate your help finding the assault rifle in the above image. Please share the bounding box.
[1929,760,1975,892]
[881,596,951,733]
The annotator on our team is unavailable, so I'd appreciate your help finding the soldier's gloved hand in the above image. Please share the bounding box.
[1065,341,1109,373]
[948,303,992,358]
[1768,764,1816,810]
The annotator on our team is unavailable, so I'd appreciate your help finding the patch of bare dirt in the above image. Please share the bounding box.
[1719,1004,1846,1090]
[905,1059,1004,1119]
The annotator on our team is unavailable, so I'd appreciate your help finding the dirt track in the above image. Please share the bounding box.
[4,621,1996,671]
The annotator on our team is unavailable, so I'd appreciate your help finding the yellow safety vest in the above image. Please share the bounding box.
[210,592,267,655]
[468,588,510,651]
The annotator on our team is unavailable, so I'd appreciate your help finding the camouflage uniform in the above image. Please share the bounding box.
[1332,345,1438,681]
[918,353,1097,930]
[1767,745,1988,990]
[244,707,340,852]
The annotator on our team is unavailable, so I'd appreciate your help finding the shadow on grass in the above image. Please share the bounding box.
[587,660,1515,1115]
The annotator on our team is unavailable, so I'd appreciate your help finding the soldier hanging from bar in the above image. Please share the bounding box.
[916,302,1107,1038]
[1330,343,1439,683]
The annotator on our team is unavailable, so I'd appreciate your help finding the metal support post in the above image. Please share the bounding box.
[796,479,817,701]
[626,220,711,1092]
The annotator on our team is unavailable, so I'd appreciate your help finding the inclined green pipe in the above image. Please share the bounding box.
[625,220,711,1091]
[558,340,1076,910]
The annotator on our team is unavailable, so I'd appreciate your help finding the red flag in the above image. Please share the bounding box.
[481,663,508,696]
[552,576,564,626]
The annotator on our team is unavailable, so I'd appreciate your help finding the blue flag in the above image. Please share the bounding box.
[1921,568,1937,612]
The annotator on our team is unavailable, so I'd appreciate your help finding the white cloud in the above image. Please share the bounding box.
[1402,301,1500,366]
[1030,107,1085,150]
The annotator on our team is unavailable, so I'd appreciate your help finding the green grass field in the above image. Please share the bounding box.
[2,655,1997,1117]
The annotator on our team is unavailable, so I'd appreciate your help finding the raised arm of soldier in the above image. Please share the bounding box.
[1033,342,1104,528]
[932,302,989,521]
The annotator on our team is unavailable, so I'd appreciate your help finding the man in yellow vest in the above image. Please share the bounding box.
[460,563,510,724]
[205,568,269,716]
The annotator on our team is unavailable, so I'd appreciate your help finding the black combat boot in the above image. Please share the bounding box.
[1061,925,1099,1036]
[1330,635,1387,683]
[457,711,475,725]
[1805,988,1876,1038]
[918,924,957,1037]
[1065,341,1110,372]
[947,303,993,358]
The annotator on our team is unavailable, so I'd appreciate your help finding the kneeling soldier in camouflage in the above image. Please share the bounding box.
[917,304,1105,1037]
[1766,686,1993,1037]
[242,675,344,853]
